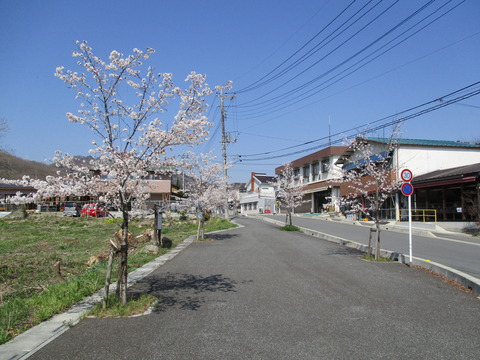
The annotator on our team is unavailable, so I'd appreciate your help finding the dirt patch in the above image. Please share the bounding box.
[413,265,476,296]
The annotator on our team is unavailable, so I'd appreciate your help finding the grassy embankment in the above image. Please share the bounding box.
[0,213,236,344]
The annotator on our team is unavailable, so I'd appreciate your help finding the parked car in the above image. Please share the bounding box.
[62,201,80,217]
[80,203,107,217]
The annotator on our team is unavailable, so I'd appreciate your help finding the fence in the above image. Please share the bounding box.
[400,208,437,222]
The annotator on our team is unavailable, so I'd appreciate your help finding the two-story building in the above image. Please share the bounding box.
[275,146,347,213]
[335,138,480,221]
[239,172,277,215]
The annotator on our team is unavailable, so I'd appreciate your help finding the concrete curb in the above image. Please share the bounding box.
[257,215,480,297]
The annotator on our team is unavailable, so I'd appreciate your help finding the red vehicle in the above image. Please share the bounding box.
[80,203,107,217]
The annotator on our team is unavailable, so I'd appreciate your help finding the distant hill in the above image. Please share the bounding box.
[0,150,57,180]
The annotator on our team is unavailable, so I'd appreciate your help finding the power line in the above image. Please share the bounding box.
[232,0,331,83]
[238,30,479,130]
[236,0,457,116]
[238,0,398,102]
[236,0,359,94]
[235,81,480,161]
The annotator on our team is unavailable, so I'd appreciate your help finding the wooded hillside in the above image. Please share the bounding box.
[0,150,57,180]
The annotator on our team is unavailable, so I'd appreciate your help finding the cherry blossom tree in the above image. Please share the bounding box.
[333,129,401,259]
[275,162,308,226]
[0,173,88,206]
[52,41,213,304]
[0,177,40,217]
[176,152,227,239]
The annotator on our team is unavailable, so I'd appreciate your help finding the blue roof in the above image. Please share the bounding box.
[366,137,480,148]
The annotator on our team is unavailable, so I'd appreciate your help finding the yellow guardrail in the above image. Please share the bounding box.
[400,208,437,223]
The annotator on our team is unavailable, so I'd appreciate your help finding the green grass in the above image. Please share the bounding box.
[0,213,237,344]
[361,255,395,262]
[87,294,157,318]
[279,224,301,231]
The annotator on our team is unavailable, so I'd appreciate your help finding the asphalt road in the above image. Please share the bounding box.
[30,217,480,360]
[263,214,480,279]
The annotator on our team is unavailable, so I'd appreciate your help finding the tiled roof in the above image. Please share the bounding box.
[255,175,276,184]
[145,180,171,193]
[367,137,480,148]
[229,182,247,190]
[0,183,36,190]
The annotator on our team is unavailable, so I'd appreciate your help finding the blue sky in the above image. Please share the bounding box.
[1,0,479,183]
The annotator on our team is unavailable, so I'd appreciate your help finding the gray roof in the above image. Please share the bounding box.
[0,183,36,190]
[255,175,276,184]
[367,137,480,148]
[413,163,480,183]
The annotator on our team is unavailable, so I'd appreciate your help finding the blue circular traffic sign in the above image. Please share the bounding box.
[401,182,414,196]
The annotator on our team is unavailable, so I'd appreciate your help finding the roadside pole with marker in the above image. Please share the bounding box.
[401,169,414,263]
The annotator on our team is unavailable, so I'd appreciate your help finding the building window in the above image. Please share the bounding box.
[312,162,319,181]
[303,165,310,183]
[294,168,300,185]
[321,159,329,173]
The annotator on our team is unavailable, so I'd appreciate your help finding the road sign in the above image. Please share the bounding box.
[401,169,413,182]
[400,169,414,263]
[401,182,414,196]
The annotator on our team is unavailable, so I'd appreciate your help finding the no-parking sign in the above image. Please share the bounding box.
[401,182,414,196]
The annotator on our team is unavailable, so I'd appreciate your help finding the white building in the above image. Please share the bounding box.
[335,137,480,221]
[337,138,480,177]
[239,172,277,215]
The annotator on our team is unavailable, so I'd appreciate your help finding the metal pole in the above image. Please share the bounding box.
[408,194,413,264]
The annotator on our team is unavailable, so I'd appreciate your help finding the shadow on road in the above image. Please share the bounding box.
[129,272,240,312]
[324,247,364,256]
[204,233,239,241]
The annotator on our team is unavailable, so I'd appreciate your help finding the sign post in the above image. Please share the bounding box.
[153,205,163,248]
[401,170,414,263]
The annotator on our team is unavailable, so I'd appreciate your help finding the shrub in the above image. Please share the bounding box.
[279,225,300,231]
[463,223,480,236]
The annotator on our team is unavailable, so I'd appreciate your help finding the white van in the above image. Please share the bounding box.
[63,201,80,217]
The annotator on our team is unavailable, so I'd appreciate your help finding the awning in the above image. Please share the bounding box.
[342,152,389,171]
[304,186,330,194]
[413,176,477,189]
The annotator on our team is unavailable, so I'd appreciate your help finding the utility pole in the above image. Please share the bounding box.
[219,87,231,219]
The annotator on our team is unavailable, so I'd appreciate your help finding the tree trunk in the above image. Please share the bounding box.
[118,211,129,305]
[375,221,381,260]
[153,210,160,247]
